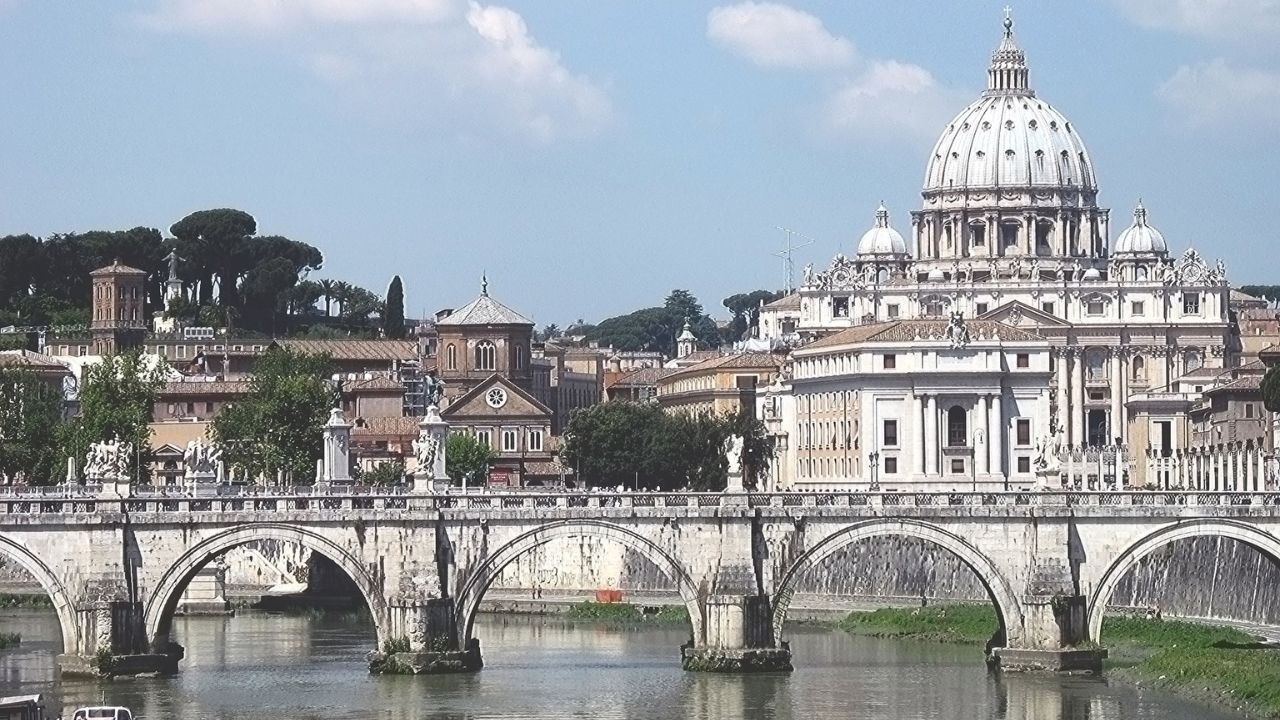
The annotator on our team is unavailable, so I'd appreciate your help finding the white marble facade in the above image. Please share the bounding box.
[759,15,1231,490]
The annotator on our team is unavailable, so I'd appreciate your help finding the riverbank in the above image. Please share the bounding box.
[842,605,1280,718]
[0,631,19,649]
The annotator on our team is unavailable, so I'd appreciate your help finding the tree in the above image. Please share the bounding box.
[723,290,785,342]
[1241,286,1280,306]
[383,276,406,339]
[211,348,332,484]
[171,208,257,307]
[539,324,560,342]
[317,279,339,317]
[61,353,165,484]
[1263,365,1280,413]
[446,433,494,486]
[0,369,65,484]
[362,461,405,486]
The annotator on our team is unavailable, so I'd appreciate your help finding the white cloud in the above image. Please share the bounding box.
[137,0,611,143]
[1111,0,1280,43]
[823,61,961,141]
[1157,58,1280,128]
[707,2,855,70]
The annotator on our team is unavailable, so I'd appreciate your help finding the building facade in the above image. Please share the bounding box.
[759,15,1232,487]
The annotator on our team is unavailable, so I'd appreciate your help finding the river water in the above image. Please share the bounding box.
[0,609,1241,720]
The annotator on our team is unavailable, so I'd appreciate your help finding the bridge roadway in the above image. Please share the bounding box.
[3,487,1280,676]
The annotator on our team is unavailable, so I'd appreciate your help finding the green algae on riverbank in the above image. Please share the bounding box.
[564,601,690,628]
[841,605,1280,718]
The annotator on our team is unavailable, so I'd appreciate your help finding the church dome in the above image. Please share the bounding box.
[856,204,908,256]
[1113,201,1167,255]
[922,15,1097,196]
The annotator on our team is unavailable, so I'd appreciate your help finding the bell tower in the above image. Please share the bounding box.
[90,259,148,355]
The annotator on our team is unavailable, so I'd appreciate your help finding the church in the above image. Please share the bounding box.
[759,15,1233,492]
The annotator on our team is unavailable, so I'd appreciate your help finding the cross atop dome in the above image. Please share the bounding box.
[987,8,1031,96]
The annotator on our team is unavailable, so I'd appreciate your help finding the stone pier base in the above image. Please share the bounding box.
[680,644,793,673]
[991,647,1107,674]
[58,650,183,678]
[368,639,483,675]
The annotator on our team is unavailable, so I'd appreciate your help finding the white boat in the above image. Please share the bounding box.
[69,708,133,720]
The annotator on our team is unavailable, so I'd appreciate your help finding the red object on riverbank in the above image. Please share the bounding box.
[594,589,623,603]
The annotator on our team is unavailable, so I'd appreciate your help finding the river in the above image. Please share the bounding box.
[0,609,1242,720]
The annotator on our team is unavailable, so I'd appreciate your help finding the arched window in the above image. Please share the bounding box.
[475,340,496,371]
[1132,355,1146,381]
[514,344,524,370]
[947,405,968,447]
[1136,266,1148,281]
[446,344,457,370]
[1183,349,1203,373]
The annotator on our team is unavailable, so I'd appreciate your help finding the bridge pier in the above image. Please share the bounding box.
[682,595,792,673]
[59,595,182,678]
[992,559,1106,674]
[369,598,482,675]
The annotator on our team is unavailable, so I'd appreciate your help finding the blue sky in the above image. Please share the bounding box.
[2,1,1278,326]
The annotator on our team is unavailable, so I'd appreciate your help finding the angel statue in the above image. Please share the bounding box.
[413,433,440,474]
[723,434,745,476]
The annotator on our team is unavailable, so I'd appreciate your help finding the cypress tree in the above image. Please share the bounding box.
[383,275,406,339]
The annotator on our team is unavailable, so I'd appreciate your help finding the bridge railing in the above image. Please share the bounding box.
[2,489,1280,516]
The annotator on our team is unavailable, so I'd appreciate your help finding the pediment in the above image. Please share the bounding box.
[441,374,552,420]
[976,300,1071,329]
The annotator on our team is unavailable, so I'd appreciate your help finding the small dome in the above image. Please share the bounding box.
[857,203,908,256]
[927,268,946,283]
[1113,200,1167,255]
[1082,268,1101,281]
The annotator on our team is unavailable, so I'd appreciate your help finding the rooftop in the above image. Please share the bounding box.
[277,339,417,362]
[436,278,533,326]
[799,319,1044,352]
[0,350,72,374]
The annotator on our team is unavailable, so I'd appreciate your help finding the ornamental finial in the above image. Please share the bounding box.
[1003,6,1014,37]
[481,273,489,296]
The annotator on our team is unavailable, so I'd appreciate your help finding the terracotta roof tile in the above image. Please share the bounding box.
[763,293,800,310]
[158,380,250,396]
[667,352,786,378]
[353,416,420,436]
[610,367,678,387]
[277,339,417,362]
[0,350,72,373]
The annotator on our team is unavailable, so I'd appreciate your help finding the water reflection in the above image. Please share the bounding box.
[0,609,1242,720]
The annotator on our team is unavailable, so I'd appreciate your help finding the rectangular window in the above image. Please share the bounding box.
[528,429,543,451]
[157,345,167,358]
[176,346,187,359]
[502,430,517,452]
[185,402,194,414]
[1086,301,1105,316]
[886,304,900,319]
[1016,419,1031,446]
[205,402,214,414]
[950,459,965,474]
[1041,302,1055,315]
[1246,404,1255,419]
[833,296,850,318]
[78,346,88,356]
[1131,301,1144,316]
[1183,292,1200,315]
[883,419,899,447]
[884,457,898,474]
[1017,456,1031,474]
[1016,354,1029,368]
[883,354,896,369]
[976,302,989,315]
[735,375,758,390]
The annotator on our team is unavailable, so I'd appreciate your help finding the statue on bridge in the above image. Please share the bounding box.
[724,435,745,477]
[412,433,440,475]
[423,369,445,409]
[84,437,131,481]
[183,438,221,478]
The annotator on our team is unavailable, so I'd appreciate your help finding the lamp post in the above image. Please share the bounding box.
[868,450,880,492]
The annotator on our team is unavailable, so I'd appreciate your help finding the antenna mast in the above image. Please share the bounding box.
[773,226,814,294]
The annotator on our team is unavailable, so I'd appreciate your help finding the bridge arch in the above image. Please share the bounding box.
[454,520,704,644]
[771,519,1024,645]
[1087,519,1280,642]
[0,533,79,654]
[144,524,389,649]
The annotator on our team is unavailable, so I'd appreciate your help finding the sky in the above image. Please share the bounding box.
[1,1,1278,327]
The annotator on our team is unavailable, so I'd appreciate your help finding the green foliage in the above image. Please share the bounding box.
[723,289,785,342]
[1263,365,1280,413]
[61,353,164,483]
[0,593,53,608]
[564,601,690,627]
[561,401,772,490]
[211,348,332,484]
[838,605,1000,644]
[0,334,29,351]
[446,433,495,486]
[1240,285,1280,304]
[584,289,721,355]
[383,276,406,339]
[363,461,405,486]
[0,369,66,485]
[0,632,20,650]
[382,636,411,654]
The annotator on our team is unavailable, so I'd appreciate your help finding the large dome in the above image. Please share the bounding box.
[922,16,1097,195]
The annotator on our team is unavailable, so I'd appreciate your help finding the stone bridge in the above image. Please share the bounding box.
[3,487,1280,676]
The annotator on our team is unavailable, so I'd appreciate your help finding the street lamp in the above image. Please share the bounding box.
[869,450,880,492]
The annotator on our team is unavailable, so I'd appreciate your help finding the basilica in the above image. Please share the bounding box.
[758,16,1234,492]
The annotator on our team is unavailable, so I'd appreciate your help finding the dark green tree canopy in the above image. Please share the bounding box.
[446,433,495,486]
[0,369,65,484]
[383,276,406,339]
[583,289,721,355]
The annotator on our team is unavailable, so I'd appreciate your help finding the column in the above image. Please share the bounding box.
[991,393,1004,479]
[917,394,927,476]
[1109,349,1122,445]
[925,395,938,476]
[1055,348,1069,436]
[980,395,992,475]
[1071,348,1085,447]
